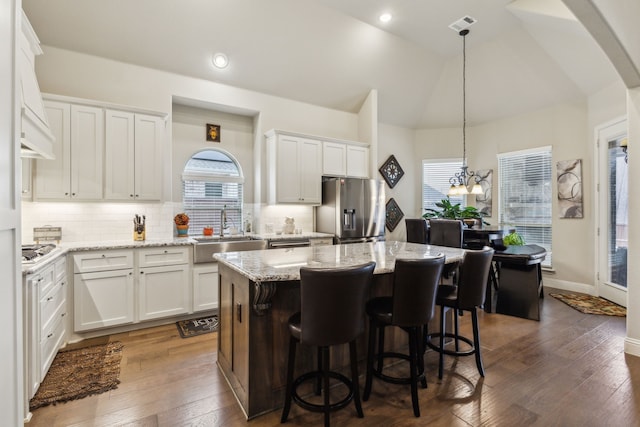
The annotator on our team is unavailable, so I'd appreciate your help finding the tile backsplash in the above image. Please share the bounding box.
[21,201,316,243]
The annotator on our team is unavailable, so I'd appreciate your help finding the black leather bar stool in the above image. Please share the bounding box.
[405,218,429,244]
[428,218,463,283]
[281,261,376,427]
[363,256,445,417]
[426,247,494,379]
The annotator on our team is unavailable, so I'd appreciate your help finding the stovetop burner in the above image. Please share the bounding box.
[22,243,57,263]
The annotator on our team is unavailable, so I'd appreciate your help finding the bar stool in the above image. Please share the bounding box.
[281,261,376,427]
[428,218,463,283]
[363,256,445,417]
[426,247,494,379]
[405,218,429,244]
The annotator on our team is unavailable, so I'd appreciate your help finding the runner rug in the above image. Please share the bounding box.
[550,293,626,317]
[176,315,219,338]
[29,341,124,410]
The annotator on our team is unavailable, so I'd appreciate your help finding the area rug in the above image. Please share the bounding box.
[29,341,124,410]
[550,293,626,317]
[176,315,219,338]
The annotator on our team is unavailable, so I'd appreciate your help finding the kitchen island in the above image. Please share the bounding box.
[214,241,465,419]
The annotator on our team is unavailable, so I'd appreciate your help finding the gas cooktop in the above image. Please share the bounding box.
[22,243,58,264]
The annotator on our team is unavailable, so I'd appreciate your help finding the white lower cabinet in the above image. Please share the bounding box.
[193,263,219,312]
[72,246,192,332]
[138,264,190,320]
[74,268,135,331]
[24,254,68,404]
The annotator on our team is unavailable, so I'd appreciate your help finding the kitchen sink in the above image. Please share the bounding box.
[193,237,267,263]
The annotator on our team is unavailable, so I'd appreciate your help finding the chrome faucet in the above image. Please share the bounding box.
[220,205,227,236]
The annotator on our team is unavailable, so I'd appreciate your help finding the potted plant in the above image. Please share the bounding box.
[422,197,489,228]
[174,213,190,236]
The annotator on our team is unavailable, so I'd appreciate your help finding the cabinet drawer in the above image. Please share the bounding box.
[40,313,66,379]
[37,264,56,297]
[310,237,333,246]
[137,246,189,267]
[73,250,133,273]
[40,280,66,332]
[54,255,66,283]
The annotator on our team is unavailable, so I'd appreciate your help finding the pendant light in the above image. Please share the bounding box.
[448,28,483,196]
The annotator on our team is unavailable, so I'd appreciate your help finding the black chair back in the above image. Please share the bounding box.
[457,247,495,309]
[428,218,463,248]
[405,218,429,244]
[300,262,375,346]
[391,257,445,327]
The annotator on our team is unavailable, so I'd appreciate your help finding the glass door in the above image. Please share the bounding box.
[597,118,628,307]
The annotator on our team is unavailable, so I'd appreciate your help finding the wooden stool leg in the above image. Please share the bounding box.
[438,305,446,380]
[281,336,297,423]
[376,325,385,372]
[417,326,427,388]
[364,318,376,401]
[322,346,331,427]
[349,340,364,417]
[471,308,485,377]
[408,327,421,417]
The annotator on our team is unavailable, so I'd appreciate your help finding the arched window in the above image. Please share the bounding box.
[182,149,244,234]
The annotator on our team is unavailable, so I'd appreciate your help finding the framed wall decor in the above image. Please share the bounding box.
[379,155,405,188]
[385,197,404,232]
[557,158,583,218]
[474,169,493,216]
[206,123,221,142]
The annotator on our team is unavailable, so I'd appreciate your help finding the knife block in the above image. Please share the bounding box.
[134,227,146,241]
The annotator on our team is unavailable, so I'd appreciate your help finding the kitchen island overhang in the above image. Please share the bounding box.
[214,241,465,419]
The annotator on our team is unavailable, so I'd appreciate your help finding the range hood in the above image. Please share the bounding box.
[19,11,55,160]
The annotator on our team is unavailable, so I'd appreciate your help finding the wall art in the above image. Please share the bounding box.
[557,159,583,218]
[474,169,493,216]
[385,197,404,232]
[206,123,221,142]
[379,155,405,188]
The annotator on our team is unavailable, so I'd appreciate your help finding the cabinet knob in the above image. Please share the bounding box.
[65,192,69,196]
[47,296,54,301]
[47,333,53,339]
[61,312,66,318]
[135,194,139,198]
[72,193,76,196]
[164,250,168,254]
[130,194,134,198]
[102,254,106,258]
[140,271,144,274]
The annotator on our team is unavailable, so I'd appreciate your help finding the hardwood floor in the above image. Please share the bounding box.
[28,288,640,427]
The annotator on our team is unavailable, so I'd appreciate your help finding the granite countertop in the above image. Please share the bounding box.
[59,237,194,251]
[214,240,465,283]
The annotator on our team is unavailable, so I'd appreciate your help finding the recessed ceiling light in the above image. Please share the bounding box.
[212,53,229,69]
[379,13,392,23]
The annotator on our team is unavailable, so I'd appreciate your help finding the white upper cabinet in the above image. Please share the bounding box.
[322,141,346,176]
[105,110,163,201]
[35,101,104,200]
[346,144,369,178]
[35,96,165,202]
[266,132,322,205]
[322,141,369,178]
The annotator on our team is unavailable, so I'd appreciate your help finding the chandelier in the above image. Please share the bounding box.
[448,29,482,196]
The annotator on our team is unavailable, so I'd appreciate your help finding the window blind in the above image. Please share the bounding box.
[422,159,464,214]
[498,147,552,266]
[183,181,243,233]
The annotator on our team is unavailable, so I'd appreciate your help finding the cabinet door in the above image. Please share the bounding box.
[193,264,219,312]
[346,145,369,178]
[275,135,302,203]
[298,138,322,203]
[104,110,135,200]
[138,264,190,321]
[74,269,135,331]
[70,104,104,200]
[21,158,32,199]
[134,114,163,201]
[322,141,346,176]
[36,101,71,199]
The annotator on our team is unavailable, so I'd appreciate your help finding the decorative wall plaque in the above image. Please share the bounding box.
[385,198,404,232]
[379,155,405,188]
[206,123,221,142]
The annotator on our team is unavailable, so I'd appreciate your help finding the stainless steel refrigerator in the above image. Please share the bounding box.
[316,178,385,244]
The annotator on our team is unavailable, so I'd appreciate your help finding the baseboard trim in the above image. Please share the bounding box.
[624,337,640,357]
[543,277,595,295]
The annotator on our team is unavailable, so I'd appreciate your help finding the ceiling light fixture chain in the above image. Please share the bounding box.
[448,28,482,196]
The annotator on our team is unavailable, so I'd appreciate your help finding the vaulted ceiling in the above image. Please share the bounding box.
[22,0,619,129]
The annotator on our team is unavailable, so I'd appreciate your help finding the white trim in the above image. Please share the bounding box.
[624,337,640,357]
[43,93,168,119]
[544,277,595,295]
[182,173,244,184]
